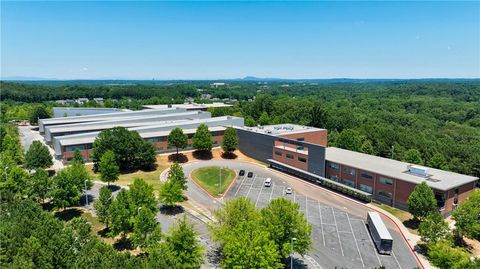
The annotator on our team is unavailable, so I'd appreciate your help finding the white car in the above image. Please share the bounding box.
[285,187,293,195]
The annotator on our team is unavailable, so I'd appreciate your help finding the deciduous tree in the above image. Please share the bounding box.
[407,181,437,221]
[29,106,50,125]
[192,124,213,152]
[164,216,204,268]
[167,127,188,155]
[131,208,160,248]
[221,127,238,154]
[403,149,424,165]
[418,213,451,244]
[452,190,480,240]
[99,150,119,185]
[427,240,472,269]
[25,141,53,169]
[169,162,187,190]
[108,189,133,238]
[72,149,84,164]
[28,168,51,203]
[93,186,113,229]
[158,179,184,207]
[129,178,158,214]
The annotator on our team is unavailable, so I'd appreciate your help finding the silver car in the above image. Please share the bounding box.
[285,187,293,195]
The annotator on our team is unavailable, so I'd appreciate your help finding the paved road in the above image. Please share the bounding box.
[183,160,421,269]
[18,125,64,171]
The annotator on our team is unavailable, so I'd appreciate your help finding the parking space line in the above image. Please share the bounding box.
[362,220,383,267]
[318,203,325,246]
[255,181,265,207]
[392,250,402,269]
[245,175,256,198]
[331,208,344,256]
[305,196,309,222]
[337,230,353,234]
[293,191,296,203]
[233,175,247,197]
[346,213,365,268]
[269,184,275,201]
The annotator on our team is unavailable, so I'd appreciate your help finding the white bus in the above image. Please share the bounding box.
[366,211,393,255]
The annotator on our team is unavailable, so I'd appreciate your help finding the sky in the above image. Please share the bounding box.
[1,1,479,80]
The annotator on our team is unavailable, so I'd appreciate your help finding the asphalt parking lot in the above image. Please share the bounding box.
[225,170,420,269]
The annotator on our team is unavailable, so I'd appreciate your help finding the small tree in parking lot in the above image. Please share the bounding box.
[98,150,119,186]
[168,127,188,155]
[407,181,437,221]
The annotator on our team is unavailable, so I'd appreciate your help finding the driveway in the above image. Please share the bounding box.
[18,125,64,171]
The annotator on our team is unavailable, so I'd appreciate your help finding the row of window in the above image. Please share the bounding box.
[328,177,392,196]
[65,144,92,152]
[274,151,307,163]
[328,163,394,186]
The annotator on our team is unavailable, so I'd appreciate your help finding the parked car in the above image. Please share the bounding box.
[285,187,293,194]
[264,178,272,187]
[239,170,245,176]
[247,172,254,178]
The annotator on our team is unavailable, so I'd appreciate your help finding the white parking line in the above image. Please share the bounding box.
[269,184,275,201]
[245,175,256,198]
[346,213,365,268]
[255,181,265,207]
[331,208,344,256]
[233,175,247,197]
[293,191,296,203]
[318,203,325,246]
[362,220,383,267]
[305,196,309,222]
[392,250,402,269]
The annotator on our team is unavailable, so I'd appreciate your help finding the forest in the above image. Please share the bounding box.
[1,79,479,177]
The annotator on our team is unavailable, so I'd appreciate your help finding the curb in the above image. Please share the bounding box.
[189,167,237,199]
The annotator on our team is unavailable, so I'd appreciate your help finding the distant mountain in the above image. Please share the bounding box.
[1,76,55,81]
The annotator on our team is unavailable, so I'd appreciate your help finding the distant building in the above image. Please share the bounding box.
[142,102,233,111]
[200,94,212,100]
[93,98,104,104]
[76,98,89,105]
[52,107,124,118]
[211,82,226,88]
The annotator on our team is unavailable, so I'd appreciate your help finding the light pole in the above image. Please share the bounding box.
[291,237,297,269]
[84,180,89,206]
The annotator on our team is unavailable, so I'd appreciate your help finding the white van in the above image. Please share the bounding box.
[264,178,272,187]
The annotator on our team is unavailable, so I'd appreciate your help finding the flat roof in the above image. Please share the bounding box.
[143,102,232,110]
[239,124,325,136]
[326,147,478,191]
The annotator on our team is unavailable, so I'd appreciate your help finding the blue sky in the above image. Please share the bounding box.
[1,1,479,79]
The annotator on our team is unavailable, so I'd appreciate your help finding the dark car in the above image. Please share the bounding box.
[239,170,245,176]
[247,172,254,178]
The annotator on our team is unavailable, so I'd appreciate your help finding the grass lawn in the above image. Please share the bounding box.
[191,166,236,196]
[373,202,418,234]
[86,161,169,192]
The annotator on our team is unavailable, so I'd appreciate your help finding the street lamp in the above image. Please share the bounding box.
[291,237,297,269]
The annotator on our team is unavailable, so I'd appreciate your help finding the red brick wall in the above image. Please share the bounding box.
[279,129,328,147]
[272,147,308,171]
[444,182,477,213]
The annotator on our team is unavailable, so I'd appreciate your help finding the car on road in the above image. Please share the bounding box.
[239,170,245,176]
[285,187,292,194]
[264,178,272,187]
[247,172,253,178]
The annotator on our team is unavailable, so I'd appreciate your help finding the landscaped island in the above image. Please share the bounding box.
[191,166,236,196]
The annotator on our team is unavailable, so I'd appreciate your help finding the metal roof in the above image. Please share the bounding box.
[326,147,478,191]
[367,212,393,240]
[238,124,325,136]
[143,102,233,110]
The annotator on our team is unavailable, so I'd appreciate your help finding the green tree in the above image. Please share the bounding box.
[407,181,437,221]
[129,178,158,214]
[427,240,472,269]
[192,124,213,152]
[108,189,133,238]
[72,149,84,164]
[221,127,239,154]
[258,111,270,125]
[335,129,364,152]
[93,186,113,229]
[169,162,187,190]
[309,103,329,128]
[167,127,188,155]
[360,140,376,155]
[428,153,448,170]
[260,197,312,258]
[29,106,50,125]
[418,213,451,244]
[131,208,161,248]
[28,168,51,203]
[403,149,424,165]
[99,150,119,185]
[0,158,30,201]
[159,179,184,207]
[452,190,480,240]
[25,141,53,169]
[50,162,92,209]
[164,216,204,268]
[1,133,24,164]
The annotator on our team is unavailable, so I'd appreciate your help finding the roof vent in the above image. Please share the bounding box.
[408,165,428,177]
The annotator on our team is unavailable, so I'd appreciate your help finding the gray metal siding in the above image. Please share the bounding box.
[236,129,275,163]
[307,145,326,177]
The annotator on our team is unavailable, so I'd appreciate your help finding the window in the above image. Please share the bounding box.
[286,154,294,159]
[65,145,85,152]
[330,176,339,182]
[378,190,392,198]
[343,166,356,176]
[361,172,373,180]
[274,151,282,156]
[379,177,393,186]
[296,138,305,142]
[343,179,355,187]
[329,162,340,171]
[298,157,307,163]
[360,184,373,194]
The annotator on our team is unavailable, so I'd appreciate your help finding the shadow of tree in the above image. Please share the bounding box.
[113,236,134,251]
[221,152,238,160]
[79,194,95,206]
[55,208,83,222]
[98,227,111,238]
[206,245,222,267]
[403,218,419,230]
[107,184,121,192]
[192,150,213,160]
[168,153,189,163]
[159,205,185,216]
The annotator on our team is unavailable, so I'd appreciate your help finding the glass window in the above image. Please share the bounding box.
[361,172,373,180]
[65,145,85,152]
[378,190,392,198]
[343,166,356,176]
[298,157,307,163]
[274,151,282,156]
[359,184,373,194]
[330,176,339,182]
[329,162,340,171]
[286,154,294,159]
[343,179,355,187]
[379,177,393,186]
[296,138,305,141]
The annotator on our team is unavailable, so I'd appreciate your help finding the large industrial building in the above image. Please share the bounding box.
[39,107,477,215]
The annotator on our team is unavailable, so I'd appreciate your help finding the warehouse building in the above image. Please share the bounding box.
[142,102,233,111]
[52,107,125,118]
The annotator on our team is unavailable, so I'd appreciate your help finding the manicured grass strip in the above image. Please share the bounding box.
[191,166,236,196]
